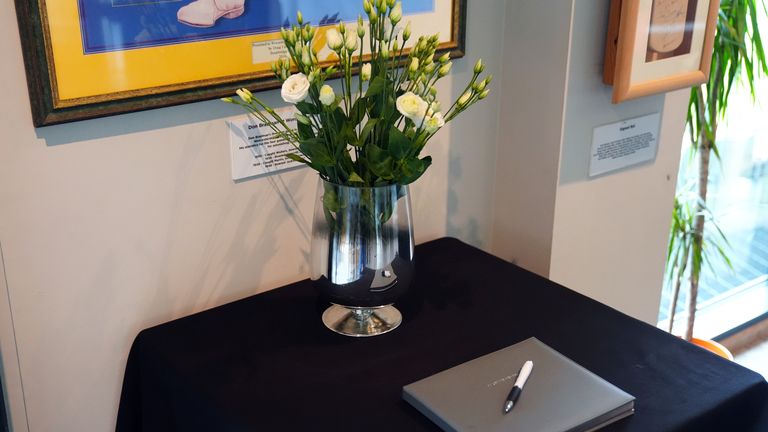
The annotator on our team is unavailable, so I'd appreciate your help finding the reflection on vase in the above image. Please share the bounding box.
[310,179,414,337]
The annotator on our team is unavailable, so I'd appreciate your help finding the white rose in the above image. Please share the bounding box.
[396,92,428,127]
[319,85,335,106]
[281,73,310,104]
[424,112,445,133]
[361,63,372,81]
[326,28,343,51]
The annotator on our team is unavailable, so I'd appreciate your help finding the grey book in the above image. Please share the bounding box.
[402,337,635,432]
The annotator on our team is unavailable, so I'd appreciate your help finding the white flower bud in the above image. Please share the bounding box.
[430,100,440,112]
[296,10,303,25]
[473,59,484,74]
[390,2,402,24]
[345,32,358,51]
[236,88,253,103]
[307,69,318,83]
[438,52,451,63]
[473,79,486,93]
[295,113,311,125]
[457,91,471,107]
[403,21,412,41]
[319,85,335,106]
[438,61,452,77]
[479,89,490,99]
[301,46,312,66]
[361,63,372,81]
[409,57,419,73]
[326,28,344,51]
[357,16,366,38]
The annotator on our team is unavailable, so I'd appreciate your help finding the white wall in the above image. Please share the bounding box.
[0,0,506,430]
[0,242,27,429]
[491,0,573,276]
[491,0,687,323]
[548,0,687,323]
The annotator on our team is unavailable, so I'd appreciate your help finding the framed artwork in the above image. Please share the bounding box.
[14,0,467,126]
[603,0,718,103]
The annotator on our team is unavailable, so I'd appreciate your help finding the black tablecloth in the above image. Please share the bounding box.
[116,237,768,431]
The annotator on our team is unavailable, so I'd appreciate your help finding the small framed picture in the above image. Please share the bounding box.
[14,0,467,126]
[603,0,719,103]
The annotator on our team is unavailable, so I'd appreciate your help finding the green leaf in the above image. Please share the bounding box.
[297,119,314,140]
[322,187,341,212]
[296,101,321,115]
[349,97,367,126]
[365,144,393,179]
[347,172,365,183]
[338,125,358,148]
[299,138,334,167]
[365,76,387,97]
[332,107,347,130]
[388,126,412,160]
[359,119,379,146]
[397,156,432,184]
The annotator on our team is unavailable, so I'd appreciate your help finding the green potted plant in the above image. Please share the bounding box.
[223,0,491,336]
[665,0,767,353]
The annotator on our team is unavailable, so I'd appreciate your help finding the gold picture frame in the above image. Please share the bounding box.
[603,0,719,103]
[14,0,467,126]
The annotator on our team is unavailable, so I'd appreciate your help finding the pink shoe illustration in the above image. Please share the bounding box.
[177,0,245,28]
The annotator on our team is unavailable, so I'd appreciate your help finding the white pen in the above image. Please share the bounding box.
[503,360,533,413]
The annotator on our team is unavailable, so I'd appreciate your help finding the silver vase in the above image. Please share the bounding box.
[310,179,415,337]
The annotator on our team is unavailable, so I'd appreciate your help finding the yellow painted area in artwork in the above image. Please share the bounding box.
[44,0,283,104]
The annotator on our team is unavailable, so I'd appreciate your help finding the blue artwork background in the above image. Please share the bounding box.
[78,0,434,54]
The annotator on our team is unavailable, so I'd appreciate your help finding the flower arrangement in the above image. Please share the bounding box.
[223,0,490,187]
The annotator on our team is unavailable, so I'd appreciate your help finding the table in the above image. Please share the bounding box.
[116,238,768,431]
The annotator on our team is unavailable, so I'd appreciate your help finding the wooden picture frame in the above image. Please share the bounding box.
[603,0,719,103]
[14,0,467,127]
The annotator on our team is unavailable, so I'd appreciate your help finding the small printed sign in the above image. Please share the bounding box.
[228,106,305,181]
[589,112,661,177]
[252,39,289,64]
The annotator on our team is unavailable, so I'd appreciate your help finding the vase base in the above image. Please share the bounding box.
[321,304,402,337]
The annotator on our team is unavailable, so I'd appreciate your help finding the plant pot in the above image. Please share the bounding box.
[691,337,734,361]
[310,179,414,337]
